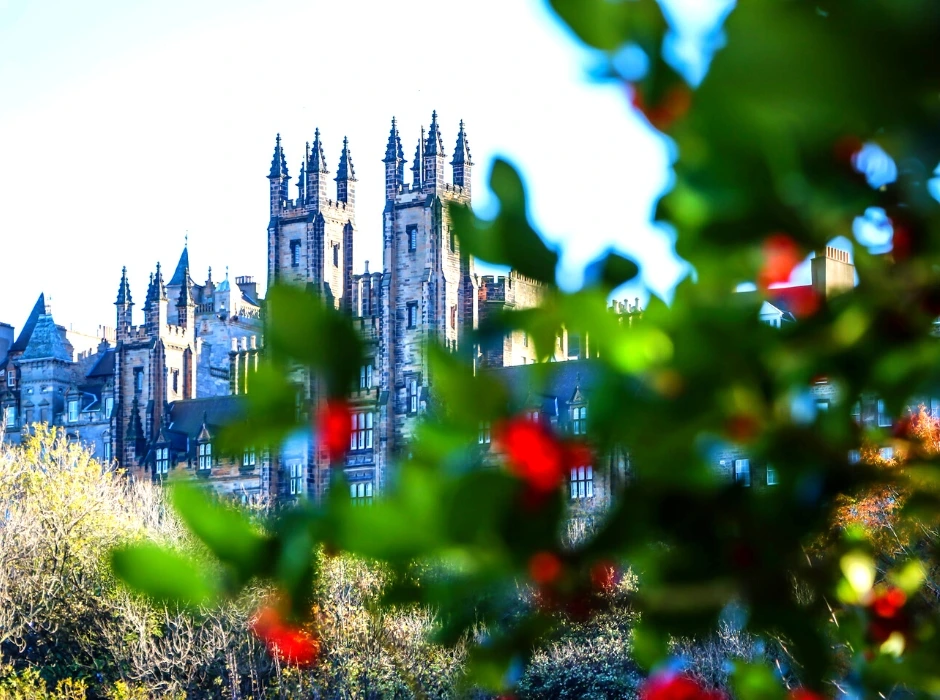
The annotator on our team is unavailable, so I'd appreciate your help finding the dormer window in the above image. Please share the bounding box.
[478,421,491,445]
[198,442,212,470]
[156,447,169,476]
[572,406,587,435]
[526,410,540,423]
[68,399,79,423]
[243,447,256,468]
[6,370,15,388]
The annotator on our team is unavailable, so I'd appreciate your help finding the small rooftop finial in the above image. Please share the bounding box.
[426,111,444,156]
[309,127,328,173]
[452,118,472,166]
[336,136,356,181]
[364,260,370,274]
[226,265,229,279]
[268,133,289,179]
[184,231,188,247]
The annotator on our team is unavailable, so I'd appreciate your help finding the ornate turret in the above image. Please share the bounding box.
[115,267,134,341]
[451,119,472,195]
[145,263,168,334]
[267,133,289,217]
[335,136,356,204]
[412,126,425,189]
[307,128,330,209]
[423,110,446,192]
[175,267,195,330]
[383,116,406,201]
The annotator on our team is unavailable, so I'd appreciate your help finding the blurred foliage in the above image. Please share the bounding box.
[111,0,940,696]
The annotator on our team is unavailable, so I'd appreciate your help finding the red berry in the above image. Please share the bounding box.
[759,234,802,288]
[529,551,563,586]
[498,418,566,494]
[317,400,351,463]
[590,560,619,592]
[639,673,723,700]
[870,587,906,618]
[250,606,319,666]
[789,689,826,700]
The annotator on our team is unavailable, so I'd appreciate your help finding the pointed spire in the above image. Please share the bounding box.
[297,160,306,200]
[176,267,194,308]
[384,117,404,162]
[451,119,472,165]
[412,126,425,185]
[336,136,356,181]
[115,266,133,306]
[309,128,328,173]
[144,272,155,309]
[155,262,167,301]
[268,133,289,179]
[168,244,191,287]
[425,110,444,156]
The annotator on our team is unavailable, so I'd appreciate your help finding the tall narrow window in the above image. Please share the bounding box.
[572,406,586,435]
[103,440,111,463]
[68,400,79,422]
[333,243,340,267]
[766,464,778,486]
[734,459,751,487]
[290,240,301,267]
[6,370,14,388]
[243,447,256,468]
[351,412,374,450]
[570,466,594,499]
[360,364,374,390]
[134,368,144,393]
[877,399,892,427]
[407,225,417,252]
[449,227,456,252]
[478,421,491,445]
[450,305,457,330]
[407,302,418,329]
[409,379,418,414]
[198,442,212,470]
[350,481,374,505]
[289,463,303,495]
[171,369,179,393]
[156,447,169,476]
[4,406,15,427]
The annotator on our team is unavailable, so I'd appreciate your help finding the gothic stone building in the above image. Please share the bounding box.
[1,112,617,509]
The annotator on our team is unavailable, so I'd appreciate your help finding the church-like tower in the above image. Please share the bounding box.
[266,128,356,312]
[377,112,478,489]
[265,128,360,500]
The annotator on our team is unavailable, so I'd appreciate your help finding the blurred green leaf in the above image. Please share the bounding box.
[450,159,558,284]
[170,483,268,584]
[111,543,220,608]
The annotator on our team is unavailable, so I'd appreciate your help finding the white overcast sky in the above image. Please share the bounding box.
[0,0,733,335]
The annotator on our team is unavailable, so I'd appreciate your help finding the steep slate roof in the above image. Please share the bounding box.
[486,359,602,420]
[21,313,72,362]
[86,349,116,378]
[168,246,191,287]
[167,395,247,439]
[9,294,46,353]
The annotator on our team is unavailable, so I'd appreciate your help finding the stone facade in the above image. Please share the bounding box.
[0,114,619,514]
